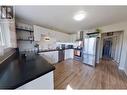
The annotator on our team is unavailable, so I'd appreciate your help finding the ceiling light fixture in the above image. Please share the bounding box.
[73,11,86,21]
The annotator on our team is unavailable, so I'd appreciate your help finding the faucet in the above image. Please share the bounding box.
[34,43,39,54]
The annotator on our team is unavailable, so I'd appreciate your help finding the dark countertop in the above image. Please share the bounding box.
[38,48,74,53]
[0,53,55,89]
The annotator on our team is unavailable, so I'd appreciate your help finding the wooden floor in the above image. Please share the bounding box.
[54,59,127,89]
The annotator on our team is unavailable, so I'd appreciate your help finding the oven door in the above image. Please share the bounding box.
[74,50,81,57]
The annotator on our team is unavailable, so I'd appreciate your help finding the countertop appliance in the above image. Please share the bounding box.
[67,45,73,49]
[61,44,65,49]
[83,37,99,67]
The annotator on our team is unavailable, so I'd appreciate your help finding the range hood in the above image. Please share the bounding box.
[76,31,83,41]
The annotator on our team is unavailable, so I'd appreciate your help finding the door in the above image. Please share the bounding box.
[102,38,112,59]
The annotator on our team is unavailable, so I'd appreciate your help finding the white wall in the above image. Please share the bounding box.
[39,36,57,50]
[100,22,127,71]
[84,21,127,73]
[100,31,123,64]
[114,32,123,63]
[111,37,116,59]
[125,54,127,75]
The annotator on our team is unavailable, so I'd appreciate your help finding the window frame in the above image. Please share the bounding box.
[0,24,5,46]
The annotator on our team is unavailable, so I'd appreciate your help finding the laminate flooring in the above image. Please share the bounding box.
[54,59,127,89]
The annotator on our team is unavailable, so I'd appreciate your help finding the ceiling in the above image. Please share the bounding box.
[15,6,127,34]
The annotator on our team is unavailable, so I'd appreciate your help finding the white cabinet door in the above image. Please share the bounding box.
[52,51,58,63]
[16,71,54,89]
[34,25,49,41]
[68,34,77,43]
[65,49,74,60]
[70,49,74,59]
[33,25,70,42]
[64,50,68,60]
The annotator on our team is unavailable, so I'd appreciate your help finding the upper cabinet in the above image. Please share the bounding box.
[68,31,84,43]
[34,25,45,41]
[33,25,70,42]
[69,34,77,43]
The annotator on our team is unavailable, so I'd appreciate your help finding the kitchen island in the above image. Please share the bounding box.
[0,52,55,89]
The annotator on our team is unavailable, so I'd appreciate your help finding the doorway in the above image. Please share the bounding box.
[102,38,112,59]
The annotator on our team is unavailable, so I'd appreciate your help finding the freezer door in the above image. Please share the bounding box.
[83,37,96,55]
[83,38,89,54]
[88,38,96,55]
[83,37,97,66]
[83,54,96,66]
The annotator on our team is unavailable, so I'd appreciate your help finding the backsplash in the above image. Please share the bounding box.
[16,22,77,51]
[38,36,57,50]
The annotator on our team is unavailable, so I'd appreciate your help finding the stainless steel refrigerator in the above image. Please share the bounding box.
[83,37,98,67]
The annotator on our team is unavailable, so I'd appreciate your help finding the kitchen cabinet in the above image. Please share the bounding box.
[16,71,54,89]
[64,49,74,60]
[34,25,48,41]
[39,51,58,64]
[69,34,77,43]
[58,50,65,62]
[33,25,70,42]
[39,49,74,64]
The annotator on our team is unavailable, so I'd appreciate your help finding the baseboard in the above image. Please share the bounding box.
[124,70,127,75]
[118,66,124,70]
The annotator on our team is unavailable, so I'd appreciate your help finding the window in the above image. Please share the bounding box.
[0,21,11,49]
[0,21,10,55]
[0,24,4,55]
[0,24,5,46]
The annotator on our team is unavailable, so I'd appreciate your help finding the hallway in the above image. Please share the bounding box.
[54,59,127,89]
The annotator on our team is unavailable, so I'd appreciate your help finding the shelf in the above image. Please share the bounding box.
[86,32,99,35]
[17,39,34,41]
[16,28,34,32]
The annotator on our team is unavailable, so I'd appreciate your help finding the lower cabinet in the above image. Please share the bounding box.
[64,49,74,60]
[16,71,54,89]
[39,51,58,64]
[39,49,74,64]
